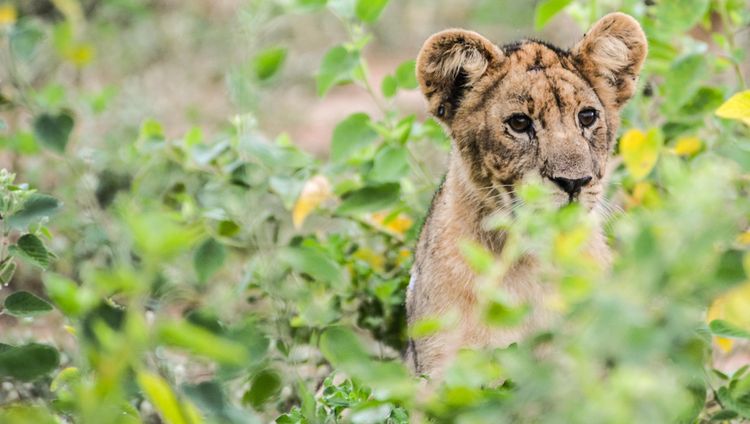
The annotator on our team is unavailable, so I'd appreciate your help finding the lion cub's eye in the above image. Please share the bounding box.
[578,108,597,127]
[507,114,532,133]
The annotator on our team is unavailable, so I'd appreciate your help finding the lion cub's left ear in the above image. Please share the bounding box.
[573,13,647,109]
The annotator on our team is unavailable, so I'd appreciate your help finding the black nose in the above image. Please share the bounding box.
[550,176,592,196]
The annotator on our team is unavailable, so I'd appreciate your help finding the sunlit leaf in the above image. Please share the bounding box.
[4,291,53,317]
[0,3,17,25]
[0,405,57,424]
[534,0,573,30]
[292,175,332,229]
[50,366,80,392]
[157,320,248,365]
[355,0,389,23]
[137,371,192,424]
[716,90,750,126]
[672,136,702,156]
[620,128,662,180]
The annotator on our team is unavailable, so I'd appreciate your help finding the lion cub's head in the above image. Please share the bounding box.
[417,13,647,210]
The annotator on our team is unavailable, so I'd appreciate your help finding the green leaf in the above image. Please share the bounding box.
[653,0,709,34]
[194,238,227,284]
[7,193,62,229]
[330,112,378,163]
[459,240,494,274]
[709,319,750,340]
[317,45,360,97]
[0,405,57,424]
[253,47,287,80]
[662,54,708,114]
[355,0,389,23]
[137,371,190,424]
[279,246,344,286]
[157,320,248,365]
[337,183,400,214]
[3,291,53,318]
[381,75,398,98]
[244,369,282,408]
[10,233,53,269]
[320,326,370,369]
[0,343,60,381]
[10,22,45,61]
[294,0,327,10]
[394,60,417,90]
[50,367,81,392]
[32,112,74,153]
[43,273,96,317]
[534,0,573,30]
[0,259,17,286]
[369,145,409,182]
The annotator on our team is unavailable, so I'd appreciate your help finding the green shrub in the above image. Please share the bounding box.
[1,0,750,422]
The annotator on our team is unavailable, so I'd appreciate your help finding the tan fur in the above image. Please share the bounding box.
[407,13,647,377]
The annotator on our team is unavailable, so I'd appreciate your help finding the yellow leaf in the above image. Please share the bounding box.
[65,43,95,68]
[371,211,413,235]
[625,181,661,209]
[707,282,750,352]
[620,128,662,180]
[672,136,702,156]
[51,0,84,24]
[137,371,189,424]
[0,3,17,25]
[292,175,332,229]
[353,247,385,271]
[716,90,750,126]
[737,231,750,246]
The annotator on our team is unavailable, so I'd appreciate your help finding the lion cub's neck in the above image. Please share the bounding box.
[439,153,507,253]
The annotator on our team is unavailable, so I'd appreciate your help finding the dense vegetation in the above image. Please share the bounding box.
[1,0,750,422]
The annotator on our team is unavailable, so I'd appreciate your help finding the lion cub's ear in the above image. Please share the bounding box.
[416,29,503,122]
[573,13,648,109]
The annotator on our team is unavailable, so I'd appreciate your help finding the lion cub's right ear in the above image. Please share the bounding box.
[416,29,503,122]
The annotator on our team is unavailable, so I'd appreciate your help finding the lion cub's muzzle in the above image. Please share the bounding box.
[548,175,593,202]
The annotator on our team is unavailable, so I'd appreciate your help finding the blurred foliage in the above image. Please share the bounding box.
[1,0,750,423]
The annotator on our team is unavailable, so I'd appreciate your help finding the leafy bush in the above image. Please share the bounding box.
[1,0,750,422]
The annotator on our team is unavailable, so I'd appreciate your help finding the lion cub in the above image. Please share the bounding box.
[406,13,647,376]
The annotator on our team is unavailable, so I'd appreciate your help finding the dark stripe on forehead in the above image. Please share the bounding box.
[546,72,565,114]
[466,67,508,114]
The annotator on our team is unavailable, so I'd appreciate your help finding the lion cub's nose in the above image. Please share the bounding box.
[550,176,592,197]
